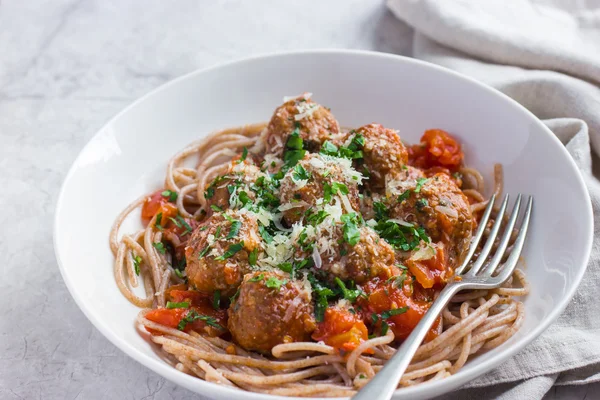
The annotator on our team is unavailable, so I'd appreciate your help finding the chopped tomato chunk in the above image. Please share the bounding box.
[141,190,178,223]
[408,129,463,171]
[312,308,370,353]
[406,245,449,289]
[361,276,441,342]
[145,288,227,336]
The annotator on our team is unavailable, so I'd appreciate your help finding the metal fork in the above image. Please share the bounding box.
[353,194,533,400]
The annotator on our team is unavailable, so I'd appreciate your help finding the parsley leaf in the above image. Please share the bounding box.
[305,209,329,226]
[258,225,273,243]
[373,201,389,221]
[249,273,264,282]
[198,245,211,258]
[177,310,222,330]
[397,190,411,203]
[248,248,258,266]
[212,290,221,309]
[323,182,349,203]
[132,254,142,276]
[214,242,244,260]
[334,278,365,303]
[308,274,335,322]
[237,147,248,163]
[226,220,242,239]
[152,242,167,254]
[415,178,428,193]
[166,301,190,309]
[381,307,409,319]
[283,126,306,169]
[265,276,287,291]
[211,204,223,212]
[205,187,215,199]
[161,190,178,202]
[341,213,361,246]
[292,163,311,181]
[155,212,164,231]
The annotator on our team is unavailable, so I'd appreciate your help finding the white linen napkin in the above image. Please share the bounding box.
[386,0,600,398]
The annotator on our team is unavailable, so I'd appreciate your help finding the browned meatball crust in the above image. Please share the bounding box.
[300,225,395,284]
[185,210,261,296]
[204,160,262,212]
[279,153,361,225]
[228,271,316,354]
[388,173,473,267]
[264,95,343,156]
[354,124,409,191]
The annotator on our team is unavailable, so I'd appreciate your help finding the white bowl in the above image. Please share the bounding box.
[54,50,593,400]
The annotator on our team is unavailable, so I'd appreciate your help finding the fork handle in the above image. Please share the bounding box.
[352,283,462,400]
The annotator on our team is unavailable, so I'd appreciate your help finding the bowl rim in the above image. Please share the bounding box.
[53,48,594,400]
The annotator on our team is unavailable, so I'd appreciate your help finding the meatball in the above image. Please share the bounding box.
[185,210,261,296]
[384,166,425,199]
[353,124,408,191]
[264,95,343,156]
[228,271,316,354]
[302,224,396,284]
[279,153,362,225]
[204,160,263,212]
[388,173,473,267]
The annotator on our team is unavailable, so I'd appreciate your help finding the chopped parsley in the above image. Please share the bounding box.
[397,190,411,203]
[166,301,190,309]
[205,187,215,199]
[387,271,407,288]
[132,254,142,276]
[177,310,222,330]
[292,163,311,181]
[374,220,430,251]
[381,320,390,335]
[415,178,428,193]
[212,290,221,309]
[283,125,306,169]
[249,273,264,282]
[416,198,429,210]
[319,133,365,160]
[152,242,167,254]
[258,224,274,243]
[161,190,178,202]
[308,274,336,322]
[211,204,223,212]
[237,147,248,163]
[214,242,244,260]
[341,213,361,246]
[334,278,365,303]
[265,276,287,291]
[169,215,193,235]
[226,220,242,239]
[324,182,349,203]
[155,212,163,231]
[373,201,389,221]
[248,248,259,266]
[381,306,409,319]
[198,245,211,258]
[305,209,329,226]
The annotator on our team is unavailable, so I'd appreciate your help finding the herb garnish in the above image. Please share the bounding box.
[341,213,361,246]
[265,276,287,291]
[132,254,142,276]
[155,212,163,231]
[152,242,166,254]
[334,278,365,303]
[161,190,178,202]
[214,242,244,260]
[177,310,222,330]
[166,301,190,309]
[212,290,221,309]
